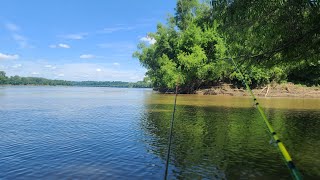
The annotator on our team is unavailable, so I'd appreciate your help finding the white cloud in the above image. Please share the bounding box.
[113,62,120,66]
[3,61,146,82]
[49,43,71,49]
[31,72,40,75]
[59,43,70,48]
[140,36,156,45]
[5,23,19,31]
[80,54,95,59]
[44,64,57,70]
[59,33,88,40]
[0,53,19,60]
[12,64,22,68]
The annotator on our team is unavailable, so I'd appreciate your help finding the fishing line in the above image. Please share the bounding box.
[149,87,173,113]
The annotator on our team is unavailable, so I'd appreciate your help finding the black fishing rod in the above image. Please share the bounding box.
[164,82,179,180]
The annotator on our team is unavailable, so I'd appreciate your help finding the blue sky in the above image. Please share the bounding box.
[0,0,176,81]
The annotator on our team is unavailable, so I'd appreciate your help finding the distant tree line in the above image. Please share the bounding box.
[71,80,152,88]
[0,71,152,88]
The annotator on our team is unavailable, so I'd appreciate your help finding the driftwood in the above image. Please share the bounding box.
[259,84,270,97]
[265,85,270,97]
[260,86,268,93]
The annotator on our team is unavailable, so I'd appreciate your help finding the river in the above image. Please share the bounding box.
[0,86,319,179]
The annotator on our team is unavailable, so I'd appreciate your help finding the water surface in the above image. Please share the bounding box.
[0,86,319,179]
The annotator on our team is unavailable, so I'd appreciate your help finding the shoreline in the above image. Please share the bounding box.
[0,85,152,89]
[195,83,319,98]
[1,84,319,98]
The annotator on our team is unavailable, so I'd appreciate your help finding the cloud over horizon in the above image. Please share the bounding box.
[1,61,146,82]
[0,0,176,82]
[0,53,19,60]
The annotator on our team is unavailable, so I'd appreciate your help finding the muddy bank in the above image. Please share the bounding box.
[196,83,319,98]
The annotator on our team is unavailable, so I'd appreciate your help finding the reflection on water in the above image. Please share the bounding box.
[0,86,319,179]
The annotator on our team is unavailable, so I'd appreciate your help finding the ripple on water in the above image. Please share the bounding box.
[0,87,319,179]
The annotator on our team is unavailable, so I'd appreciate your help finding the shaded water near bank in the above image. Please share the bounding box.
[0,86,319,179]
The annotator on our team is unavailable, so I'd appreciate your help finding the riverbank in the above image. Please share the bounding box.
[196,83,319,98]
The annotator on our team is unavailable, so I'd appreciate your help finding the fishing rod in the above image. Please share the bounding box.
[162,2,302,179]
[164,81,179,180]
[230,57,302,180]
[161,59,301,179]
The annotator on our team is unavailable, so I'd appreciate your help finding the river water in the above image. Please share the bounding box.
[0,86,319,179]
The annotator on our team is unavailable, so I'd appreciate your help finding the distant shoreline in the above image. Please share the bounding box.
[0,84,152,89]
[0,71,152,88]
[1,83,318,98]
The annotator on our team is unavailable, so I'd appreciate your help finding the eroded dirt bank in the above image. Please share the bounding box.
[196,83,319,98]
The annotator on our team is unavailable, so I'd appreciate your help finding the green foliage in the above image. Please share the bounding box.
[133,0,319,92]
[134,2,230,92]
[0,71,8,84]
[215,0,320,63]
[287,60,320,85]
[132,76,153,88]
[72,80,152,88]
[6,75,72,86]
[215,0,320,85]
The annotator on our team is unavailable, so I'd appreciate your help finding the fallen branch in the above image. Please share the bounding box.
[260,86,268,93]
[265,84,270,97]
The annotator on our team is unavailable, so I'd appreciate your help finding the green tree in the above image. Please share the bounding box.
[214,0,320,84]
[134,1,231,92]
[0,71,8,84]
[134,0,320,91]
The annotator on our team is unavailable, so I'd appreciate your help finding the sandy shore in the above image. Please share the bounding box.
[196,83,319,98]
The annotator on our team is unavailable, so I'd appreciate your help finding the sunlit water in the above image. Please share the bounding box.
[0,86,319,179]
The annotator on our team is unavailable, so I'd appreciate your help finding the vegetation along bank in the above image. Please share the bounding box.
[133,0,320,94]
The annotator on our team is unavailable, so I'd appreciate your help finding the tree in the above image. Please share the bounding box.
[134,1,231,92]
[213,0,320,84]
[133,0,320,91]
[0,71,8,84]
